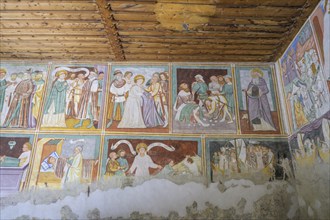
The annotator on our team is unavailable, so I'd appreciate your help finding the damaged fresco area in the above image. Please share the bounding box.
[0,179,299,220]
[289,111,330,219]
[207,138,293,184]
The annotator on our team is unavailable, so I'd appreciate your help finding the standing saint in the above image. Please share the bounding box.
[42,70,68,127]
[244,68,275,131]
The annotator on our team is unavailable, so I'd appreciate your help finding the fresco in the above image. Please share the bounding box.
[40,64,107,130]
[172,65,236,134]
[102,136,202,183]
[105,65,170,133]
[235,66,280,134]
[206,138,293,183]
[0,63,48,129]
[289,111,330,167]
[280,21,329,132]
[0,134,35,195]
[310,0,330,85]
[29,134,101,189]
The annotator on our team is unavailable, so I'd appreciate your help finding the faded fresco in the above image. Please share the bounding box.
[31,135,100,189]
[105,65,169,133]
[311,0,330,85]
[40,64,107,130]
[235,66,280,134]
[280,21,329,132]
[102,136,202,182]
[0,63,48,129]
[207,138,293,183]
[289,111,330,219]
[0,134,34,196]
[172,65,236,134]
[289,111,330,167]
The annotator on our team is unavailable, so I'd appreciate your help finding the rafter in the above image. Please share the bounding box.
[95,0,125,60]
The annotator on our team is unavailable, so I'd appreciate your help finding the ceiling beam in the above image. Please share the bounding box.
[95,0,125,60]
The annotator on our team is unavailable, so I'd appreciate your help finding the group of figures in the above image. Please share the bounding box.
[106,69,169,129]
[0,67,46,128]
[41,67,106,129]
[209,139,293,182]
[174,73,235,128]
[290,111,330,168]
[104,140,201,180]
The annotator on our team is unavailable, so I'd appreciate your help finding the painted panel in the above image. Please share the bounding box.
[0,133,35,196]
[310,0,330,85]
[40,64,107,130]
[235,66,281,134]
[280,21,329,132]
[172,65,236,134]
[105,65,170,133]
[102,136,202,184]
[206,138,292,183]
[30,134,101,189]
[0,63,48,129]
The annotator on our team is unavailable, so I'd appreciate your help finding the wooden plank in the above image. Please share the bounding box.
[110,1,301,18]
[0,52,115,60]
[0,21,104,29]
[118,30,284,38]
[116,22,290,33]
[0,29,107,36]
[122,42,278,50]
[124,48,274,55]
[0,11,102,20]
[121,37,280,44]
[0,47,111,53]
[113,13,292,26]
[1,42,111,48]
[95,0,125,60]
[0,35,109,41]
[107,0,307,7]
[124,54,272,61]
[0,2,97,11]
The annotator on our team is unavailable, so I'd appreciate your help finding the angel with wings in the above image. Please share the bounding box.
[110,140,175,177]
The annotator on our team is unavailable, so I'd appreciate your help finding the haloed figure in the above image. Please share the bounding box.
[129,143,162,177]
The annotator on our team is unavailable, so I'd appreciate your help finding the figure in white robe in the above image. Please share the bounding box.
[18,142,32,186]
[118,75,146,128]
[129,143,161,177]
[62,146,83,186]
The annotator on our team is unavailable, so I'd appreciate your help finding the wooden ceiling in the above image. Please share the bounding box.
[0,0,320,62]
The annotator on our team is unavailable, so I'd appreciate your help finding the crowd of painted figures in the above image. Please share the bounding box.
[211,141,293,181]
[106,70,169,129]
[0,68,45,128]
[42,68,105,129]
